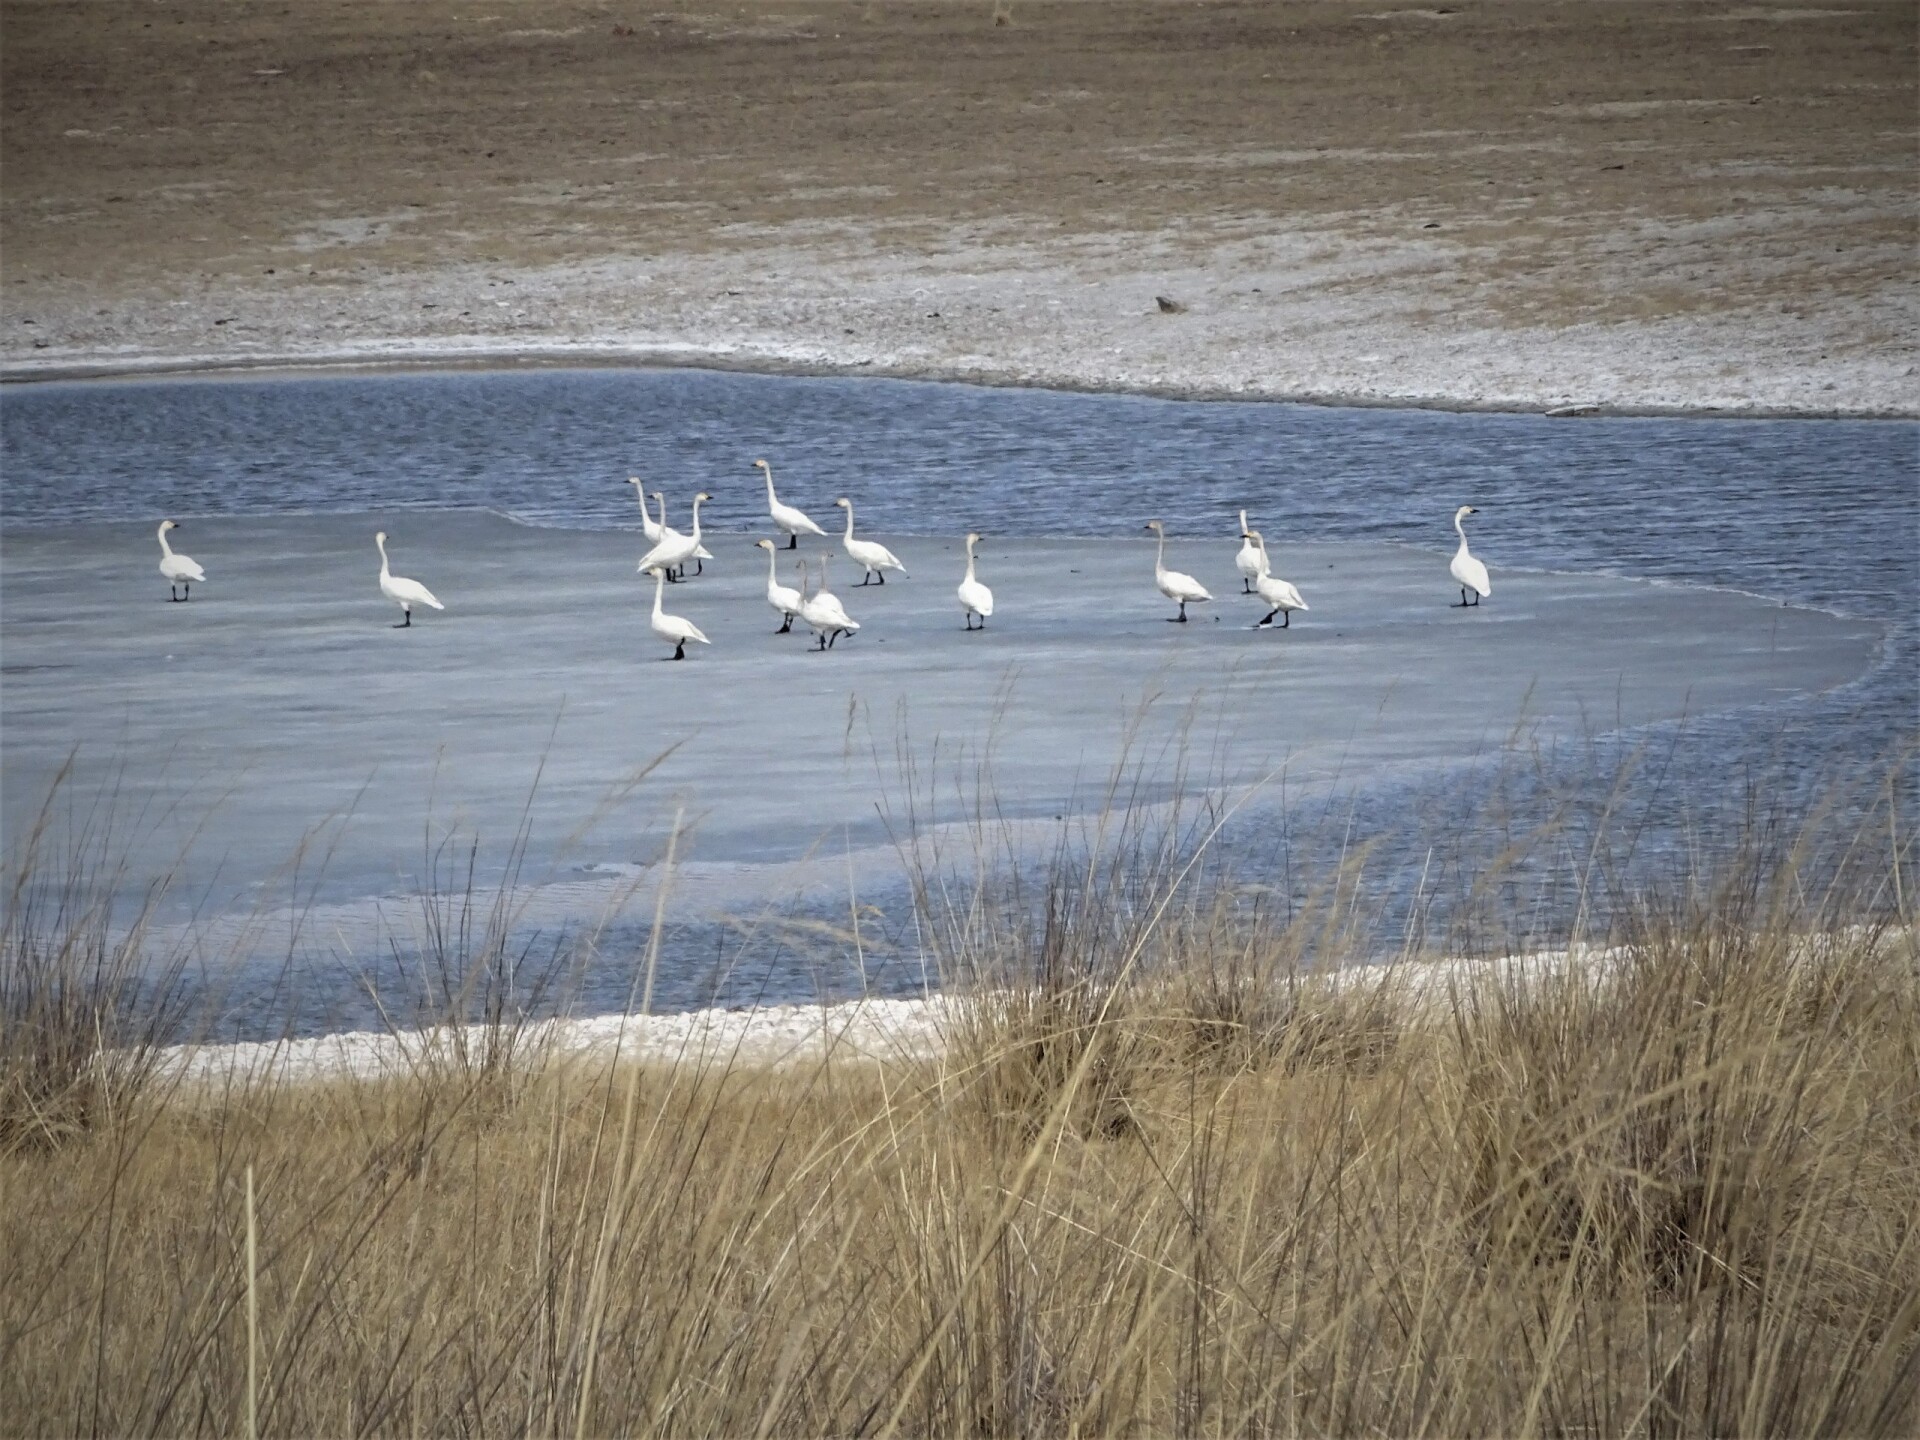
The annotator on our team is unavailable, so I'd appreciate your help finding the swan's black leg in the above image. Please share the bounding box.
[394,609,411,628]
[1177,601,1188,622]
[876,571,885,585]
[778,615,792,633]
[183,584,190,601]
[673,640,685,660]
[693,558,703,576]
[1453,588,1469,607]
[1281,609,1291,628]
[169,585,177,602]
[786,534,798,550]
[1258,608,1278,627]
[1243,579,1253,594]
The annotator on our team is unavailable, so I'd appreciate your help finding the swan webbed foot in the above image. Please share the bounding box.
[1258,610,1278,628]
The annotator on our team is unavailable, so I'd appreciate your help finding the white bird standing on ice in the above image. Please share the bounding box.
[375,531,444,628]
[1144,519,1211,622]
[637,492,709,582]
[956,526,998,625]
[155,519,205,602]
[957,532,993,630]
[1234,508,1268,594]
[797,554,859,650]
[756,459,826,550]
[754,538,804,633]
[1449,505,1491,607]
[835,497,907,585]
[627,479,712,571]
[645,566,710,659]
[1241,530,1309,629]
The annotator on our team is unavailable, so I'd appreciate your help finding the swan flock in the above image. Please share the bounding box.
[147,474,1493,652]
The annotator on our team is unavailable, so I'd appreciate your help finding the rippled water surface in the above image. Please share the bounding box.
[2,367,1911,616]
[3,368,1915,1033]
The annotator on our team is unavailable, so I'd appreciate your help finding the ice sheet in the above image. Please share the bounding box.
[1,511,1881,936]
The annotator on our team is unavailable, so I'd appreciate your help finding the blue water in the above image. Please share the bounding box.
[3,367,1915,1034]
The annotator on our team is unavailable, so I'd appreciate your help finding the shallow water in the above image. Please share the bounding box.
[2,368,1914,1036]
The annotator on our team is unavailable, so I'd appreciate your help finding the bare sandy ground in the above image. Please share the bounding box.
[3,0,1914,413]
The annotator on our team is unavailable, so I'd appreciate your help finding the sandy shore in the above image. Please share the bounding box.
[3,1,1913,414]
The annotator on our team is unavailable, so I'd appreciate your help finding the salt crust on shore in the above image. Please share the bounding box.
[7,232,1915,417]
[154,927,1914,1087]
[159,948,1594,1087]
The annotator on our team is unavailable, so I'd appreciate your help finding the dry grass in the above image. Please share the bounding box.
[3,789,1917,1435]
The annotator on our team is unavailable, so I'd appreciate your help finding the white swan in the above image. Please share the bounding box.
[754,538,804,633]
[756,459,826,550]
[636,491,709,582]
[958,531,993,630]
[1234,508,1269,594]
[1144,519,1211,622]
[1449,505,1491,607]
[646,566,710,659]
[797,554,859,650]
[627,479,712,568]
[155,519,205,602]
[835,497,907,585]
[1242,530,1309,629]
[375,531,444,628]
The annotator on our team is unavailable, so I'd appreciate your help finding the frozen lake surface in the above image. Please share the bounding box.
[2,369,1914,1036]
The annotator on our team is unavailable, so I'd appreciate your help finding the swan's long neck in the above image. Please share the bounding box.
[764,547,780,590]
[964,538,977,582]
[376,534,390,578]
[687,496,704,544]
[651,568,666,616]
[652,492,667,530]
[1256,534,1270,567]
[796,561,809,602]
[1238,508,1249,533]
[841,502,856,541]
[1454,511,1470,547]
[157,525,175,558]
[763,467,777,505]
[1153,526,1167,577]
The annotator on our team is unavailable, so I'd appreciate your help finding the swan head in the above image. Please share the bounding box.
[834,497,851,509]
[965,531,981,545]
[160,519,179,532]
[694,492,711,503]
[375,530,387,544]
[625,477,642,488]
[1456,505,1478,520]
[754,538,774,551]
[753,459,770,471]
[1144,519,1165,534]
[1243,529,1263,544]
